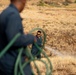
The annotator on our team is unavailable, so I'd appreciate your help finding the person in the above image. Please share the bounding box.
[0,0,35,75]
[31,31,42,59]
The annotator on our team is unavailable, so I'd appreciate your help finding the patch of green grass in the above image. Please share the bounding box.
[49,3,61,7]
[62,2,69,6]
[37,0,71,7]
[38,0,45,6]
[75,0,76,3]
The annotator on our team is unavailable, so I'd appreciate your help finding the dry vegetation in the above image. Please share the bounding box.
[31,56,76,75]
[0,0,76,75]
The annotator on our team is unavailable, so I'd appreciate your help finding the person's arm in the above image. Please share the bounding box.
[5,12,34,47]
[37,37,43,47]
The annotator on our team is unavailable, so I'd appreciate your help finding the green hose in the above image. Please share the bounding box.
[0,33,21,58]
[29,28,53,75]
[14,48,24,75]
[0,28,53,75]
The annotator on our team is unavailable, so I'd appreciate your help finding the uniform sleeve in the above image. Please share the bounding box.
[5,12,34,47]
[37,37,42,47]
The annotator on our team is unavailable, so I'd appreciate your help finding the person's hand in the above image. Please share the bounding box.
[34,37,37,42]
[25,32,28,35]
[24,30,29,35]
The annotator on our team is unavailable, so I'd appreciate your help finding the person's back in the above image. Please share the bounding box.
[0,0,35,75]
[0,4,20,52]
[0,5,18,75]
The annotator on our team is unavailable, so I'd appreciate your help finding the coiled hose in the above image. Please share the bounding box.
[0,28,53,75]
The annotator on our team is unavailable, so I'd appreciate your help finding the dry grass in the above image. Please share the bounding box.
[0,0,76,75]
[31,56,76,75]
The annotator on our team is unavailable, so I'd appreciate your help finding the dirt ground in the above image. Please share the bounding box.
[0,0,76,75]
